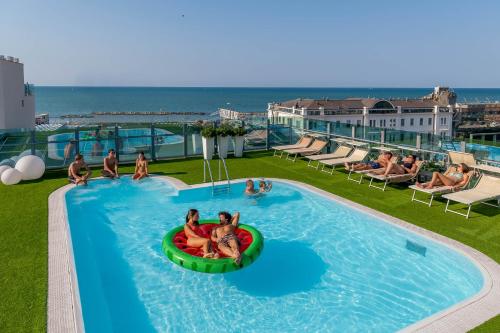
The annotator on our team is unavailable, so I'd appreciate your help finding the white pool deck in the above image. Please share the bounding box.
[48,176,500,333]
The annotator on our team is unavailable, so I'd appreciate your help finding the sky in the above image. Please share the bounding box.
[1,0,500,87]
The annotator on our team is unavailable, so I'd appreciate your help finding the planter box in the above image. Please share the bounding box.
[202,137,215,160]
[234,136,244,157]
[217,136,231,159]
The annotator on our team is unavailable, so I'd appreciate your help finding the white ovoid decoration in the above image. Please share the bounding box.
[0,165,11,177]
[1,168,22,185]
[15,155,46,180]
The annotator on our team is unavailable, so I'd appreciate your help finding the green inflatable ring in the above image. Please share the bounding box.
[162,220,264,273]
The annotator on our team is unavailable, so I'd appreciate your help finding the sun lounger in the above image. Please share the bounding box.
[409,168,475,206]
[346,155,399,184]
[272,136,313,158]
[306,145,353,169]
[319,149,369,174]
[442,174,500,218]
[284,139,328,162]
[366,160,425,191]
[448,151,477,166]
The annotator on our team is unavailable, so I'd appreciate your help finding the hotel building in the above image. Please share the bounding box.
[0,55,35,129]
[267,87,455,137]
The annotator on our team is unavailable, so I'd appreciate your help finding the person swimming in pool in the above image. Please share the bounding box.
[244,179,257,195]
[184,209,218,258]
[258,179,272,193]
[211,211,242,265]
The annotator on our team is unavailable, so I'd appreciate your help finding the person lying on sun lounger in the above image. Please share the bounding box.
[346,151,393,171]
[416,163,470,190]
[371,154,418,177]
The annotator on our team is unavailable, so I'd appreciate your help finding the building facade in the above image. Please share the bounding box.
[268,93,454,137]
[0,56,35,129]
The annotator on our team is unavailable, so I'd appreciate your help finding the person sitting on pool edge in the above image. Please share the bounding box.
[184,209,218,258]
[211,211,242,265]
[68,154,92,186]
[416,163,470,190]
[133,151,149,180]
[345,151,393,171]
[102,149,119,179]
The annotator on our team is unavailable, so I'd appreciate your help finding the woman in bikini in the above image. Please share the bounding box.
[416,163,470,190]
[184,209,217,258]
[211,211,242,265]
[133,151,149,180]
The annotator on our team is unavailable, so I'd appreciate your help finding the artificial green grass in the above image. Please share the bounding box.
[0,150,498,332]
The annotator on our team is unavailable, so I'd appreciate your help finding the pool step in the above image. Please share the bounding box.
[212,185,231,195]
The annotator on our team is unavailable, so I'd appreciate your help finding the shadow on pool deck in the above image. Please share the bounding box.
[224,240,327,297]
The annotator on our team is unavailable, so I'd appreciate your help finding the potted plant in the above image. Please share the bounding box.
[201,125,216,160]
[233,126,247,157]
[216,124,233,159]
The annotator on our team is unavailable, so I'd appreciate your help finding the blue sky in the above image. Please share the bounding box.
[1,0,499,87]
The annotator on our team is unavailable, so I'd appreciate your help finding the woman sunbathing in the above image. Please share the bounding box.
[373,154,417,177]
[346,152,392,171]
[184,209,218,258]
[416,163,470,190]
[211,211,242,265]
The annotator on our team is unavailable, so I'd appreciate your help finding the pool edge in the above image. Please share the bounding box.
[47,176,500,333]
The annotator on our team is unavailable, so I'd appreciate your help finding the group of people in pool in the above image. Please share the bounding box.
[67,149,149,185]
[184,209,243,264]
[345,151,471,189]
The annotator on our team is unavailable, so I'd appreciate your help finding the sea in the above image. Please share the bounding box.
[35,87,500,120]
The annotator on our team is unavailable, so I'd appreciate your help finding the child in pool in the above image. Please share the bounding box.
[258,179,272,193]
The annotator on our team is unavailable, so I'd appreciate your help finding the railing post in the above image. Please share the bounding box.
[150,124,156,161]
[75,128,80,155]
[416,134,421,150]
[114,125,120,161]
[351,126,355,139]
[380,130,385,144]
[183,123,188,158]
[460,141,466,152]
[30,129,36,155]
[327,122,331,153]
[288,125,292,144]
[469,133,473,144]
[266,119,270,150]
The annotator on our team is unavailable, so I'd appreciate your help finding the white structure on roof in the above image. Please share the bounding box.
[0,55,35,129]
[268,87,454,136]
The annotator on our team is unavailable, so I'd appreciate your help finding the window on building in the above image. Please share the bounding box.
[356,119,361,126]
[369,119,375,127]
[346,120,351,125]
[401,118,405,127]
[410,118,414,126]
[419,118,423,126]
[428,118,432,125]
[443,117,447,125]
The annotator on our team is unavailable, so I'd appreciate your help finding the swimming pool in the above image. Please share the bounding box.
[443,142,500,162]
[48,128,183,161]
[64,177,485,332]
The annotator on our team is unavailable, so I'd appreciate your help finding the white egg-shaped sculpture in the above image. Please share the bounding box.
[1,168,22,185]
[0,165,11,177]
[15,155,46,180]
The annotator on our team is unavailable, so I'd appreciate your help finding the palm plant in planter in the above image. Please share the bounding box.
[201,125,216,160]
[216,124,234,159]
[233,126,247,157]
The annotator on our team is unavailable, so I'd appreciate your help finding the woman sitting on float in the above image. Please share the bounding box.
[211,211,242,265]
[184,209,218,258]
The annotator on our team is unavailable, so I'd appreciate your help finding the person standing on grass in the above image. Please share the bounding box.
[102,149,119,179]
[68,154,92,186]
[133,151,149,180]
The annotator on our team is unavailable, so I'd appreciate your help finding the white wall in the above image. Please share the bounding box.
[0,58,35,129]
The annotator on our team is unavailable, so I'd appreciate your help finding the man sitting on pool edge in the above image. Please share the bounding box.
[68,154,92,186]
[102,149,119,179]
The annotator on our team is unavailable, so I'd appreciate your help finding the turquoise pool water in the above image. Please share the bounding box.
[66,177,484,332]
[48,128,183,161]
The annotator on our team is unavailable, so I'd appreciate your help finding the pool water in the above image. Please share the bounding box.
[48,128,183,161]
[66,177,483,332]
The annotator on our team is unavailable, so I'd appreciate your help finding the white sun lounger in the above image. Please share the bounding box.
[408,168,475,207]
[366,160,425,191]
[283,139,328,162]
[306,145,353,169]
[319,149,369,175]
[272,136,313,158]
[443,174,500,219]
